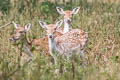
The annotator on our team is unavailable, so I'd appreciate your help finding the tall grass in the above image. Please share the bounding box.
[0,0,120,80]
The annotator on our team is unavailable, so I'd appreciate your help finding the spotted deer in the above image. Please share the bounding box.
[39,20,88,64]
[56,7,80,34]
[10,21,51,56]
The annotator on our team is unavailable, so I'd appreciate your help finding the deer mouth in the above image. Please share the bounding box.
[9,37,19,42]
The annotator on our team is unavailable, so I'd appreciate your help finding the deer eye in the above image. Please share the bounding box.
[54,28,57,30]
[19,31,24,33]
[53,31,56,34]
[70,13,73,16]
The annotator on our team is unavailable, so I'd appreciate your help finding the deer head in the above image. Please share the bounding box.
[39,20,63,39]
[56,7,80,24]
[10,21,31,42]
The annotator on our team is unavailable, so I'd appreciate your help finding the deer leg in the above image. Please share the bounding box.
[49,49,57,65]
[79,50,85,60]
[79,50,87,67]
[23,45,33,56]
[23,45,33,62]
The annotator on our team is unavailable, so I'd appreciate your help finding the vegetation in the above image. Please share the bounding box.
[0,0,120,80]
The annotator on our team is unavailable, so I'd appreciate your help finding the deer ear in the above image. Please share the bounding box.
[56,7,64,15]
[72,7,80,14]
[25,23,31,32]
[55,20,63,29]
[12,21,19,28]
[39,21,47,29]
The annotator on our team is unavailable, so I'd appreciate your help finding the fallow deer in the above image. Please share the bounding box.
[9,21,50,56]
[39,20,88,64]
[56,7,80,34]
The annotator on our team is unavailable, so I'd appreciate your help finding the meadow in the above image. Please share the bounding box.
[0,0,120,80]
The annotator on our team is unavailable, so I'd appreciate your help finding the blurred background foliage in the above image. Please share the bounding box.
[0,0,11,14]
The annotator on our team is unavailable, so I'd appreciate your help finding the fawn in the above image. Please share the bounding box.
[10,21,50,56]
[56,7,80,33]
[39,20,88,64]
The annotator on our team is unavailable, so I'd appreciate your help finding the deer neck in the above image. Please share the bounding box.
[21,33,33,56]
[63,20,70,34]
[21,33,31,48]
[48,36,54,54]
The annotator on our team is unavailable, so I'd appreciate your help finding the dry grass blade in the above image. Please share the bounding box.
[0,22,12,29]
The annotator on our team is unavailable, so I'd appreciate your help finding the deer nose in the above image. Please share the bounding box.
[49,35,53,38]
[67,19,72,23]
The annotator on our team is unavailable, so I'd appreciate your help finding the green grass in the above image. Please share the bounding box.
[0,0,120,80]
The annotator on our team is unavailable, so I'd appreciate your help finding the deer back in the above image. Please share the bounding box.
[54,29,88,54]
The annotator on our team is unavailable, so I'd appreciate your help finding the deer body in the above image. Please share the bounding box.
[54,29,88,56]
[39,20,88,64]
[31,37,49,54]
